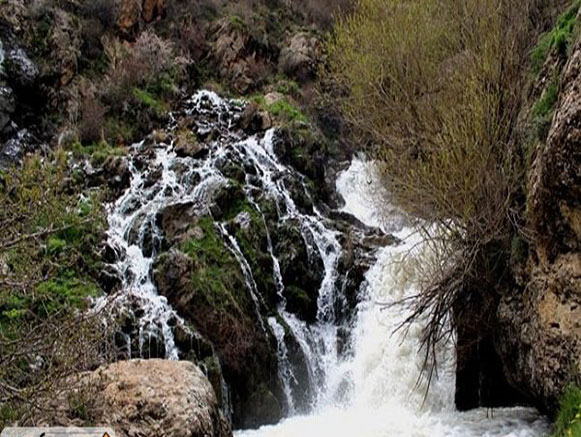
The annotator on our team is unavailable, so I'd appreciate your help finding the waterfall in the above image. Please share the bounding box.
[97,89,549,435]
[235,158,550,437]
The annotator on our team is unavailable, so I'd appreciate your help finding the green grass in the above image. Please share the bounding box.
[554,386,581,437]
[251,95,308,123]
[531,0,581,74]
[532,75,560,142]
[133,88,168,114]
[71,140,126,166]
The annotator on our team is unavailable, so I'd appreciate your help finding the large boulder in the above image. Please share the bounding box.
[49,359,231,437]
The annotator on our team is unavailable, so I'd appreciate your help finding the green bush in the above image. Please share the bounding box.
[554,386,581,437]
[323,0,538,366]
[531,1,581,75]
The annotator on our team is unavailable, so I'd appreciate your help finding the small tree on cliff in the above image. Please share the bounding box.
[323,0,538,369]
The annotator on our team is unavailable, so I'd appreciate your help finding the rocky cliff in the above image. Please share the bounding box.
[496,31,581,416]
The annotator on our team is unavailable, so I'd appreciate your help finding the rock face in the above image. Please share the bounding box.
[118,0,166,31]
[278,33,320,82]
[496,37,581,416]
[51,359,232,437]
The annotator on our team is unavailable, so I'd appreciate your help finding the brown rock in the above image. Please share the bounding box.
[174,130,208,159]
[239,102,272,133]
[117,0,141,31]
[142,0,165,23]
[49,360,232,437]
[497,36,581,417]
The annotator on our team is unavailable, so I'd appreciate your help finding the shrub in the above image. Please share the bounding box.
[554,386,581,437]
[0,151,116,426]
[79,97,106,144]
[323,0,539,364]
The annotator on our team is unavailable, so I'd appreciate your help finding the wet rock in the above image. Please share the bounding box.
[103,155,131,194]
[273,126,329,203]
[246,384,282,428]
[0,128,35,168]
[174,132,208,159]
[239,102,272,133]
[47,360,232,437]
[234,211,252,230]
[274,220,324,322]
[158,202,201,244]
[154,245,282,429]
[97,264,122,294]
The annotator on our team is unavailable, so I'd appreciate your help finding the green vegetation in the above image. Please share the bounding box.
[252,95,308,123]
[182,217,248,310]
[71,139,126,166]
[133,88,169,114]
[275,76,300,96]
[0,151,113,427]
[554,386,581,437]
[531,1,581,74]
[324,0,538,364]
[532,76,560,142]
[229,14,248,31]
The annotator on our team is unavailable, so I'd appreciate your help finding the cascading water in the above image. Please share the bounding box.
[98,91,347,413]
[235,158,550,437]
[99,90,549,435]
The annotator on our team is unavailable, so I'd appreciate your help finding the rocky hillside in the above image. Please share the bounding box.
[0,0,349,168]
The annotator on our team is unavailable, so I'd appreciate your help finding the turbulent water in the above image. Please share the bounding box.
[98,90,549,436]
[235,159,550,437]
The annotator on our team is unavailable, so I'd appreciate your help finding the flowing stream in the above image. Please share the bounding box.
[235,159,550,437]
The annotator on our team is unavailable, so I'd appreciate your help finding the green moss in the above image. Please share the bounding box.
[269,100,308,123]
[47,236,67,255]
[554,385,581,437]
[276,77,300,96]
[531,0,581,74]
[181,217,248,310]
[133,88,169,114]
[250,95,308,123]
[532,76,560,142]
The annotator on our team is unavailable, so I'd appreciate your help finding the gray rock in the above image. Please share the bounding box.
[5,48,38,88]
[278,33,320,82]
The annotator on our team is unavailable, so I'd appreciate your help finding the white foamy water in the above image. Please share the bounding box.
[236,158,549,437]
